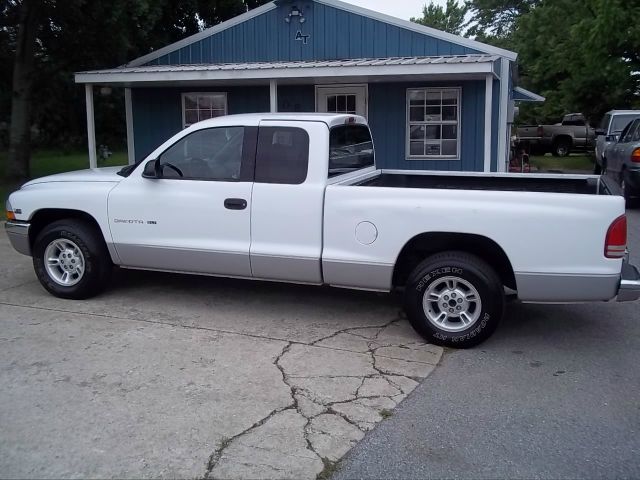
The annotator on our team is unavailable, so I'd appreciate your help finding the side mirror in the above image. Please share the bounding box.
[605,135,618,143]
[595,128,606,136]
[142,159,161,178]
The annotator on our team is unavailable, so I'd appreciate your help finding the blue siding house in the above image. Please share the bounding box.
[75,0,541,172]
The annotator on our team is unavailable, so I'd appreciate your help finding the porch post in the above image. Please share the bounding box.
[270,79,278,113]
[124,88,135,165]
[497,57,510,172]
[85,83,97,169]
[483,75,493,173]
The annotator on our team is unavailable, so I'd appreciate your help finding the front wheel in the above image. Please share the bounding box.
[403,252,505,348]
[621,171,638,209]
[594,162,602,175]
[33,219,112,299]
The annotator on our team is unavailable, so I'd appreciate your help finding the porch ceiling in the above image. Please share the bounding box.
[75,54,499,87]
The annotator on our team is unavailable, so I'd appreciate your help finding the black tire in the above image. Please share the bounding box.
[32,219,112,299]
[621,170,638,209]
[593,162,602,175]
[552,139,571,157]
[403,251,505,348]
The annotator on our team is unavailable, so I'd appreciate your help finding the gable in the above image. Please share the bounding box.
[132,0,513,67]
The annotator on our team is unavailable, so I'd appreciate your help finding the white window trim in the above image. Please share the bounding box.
[181,92,228,129]
[406,87,461,161]
[315,84,369,119]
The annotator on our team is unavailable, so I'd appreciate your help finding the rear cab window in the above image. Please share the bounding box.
[329,125,375,177]
[255,127,310,184]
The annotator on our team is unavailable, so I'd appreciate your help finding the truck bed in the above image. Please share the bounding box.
[353,171,615,195]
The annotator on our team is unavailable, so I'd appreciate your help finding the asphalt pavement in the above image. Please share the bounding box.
[334,208,640,480]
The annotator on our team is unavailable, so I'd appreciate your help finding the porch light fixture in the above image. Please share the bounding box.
[285,6,306,23]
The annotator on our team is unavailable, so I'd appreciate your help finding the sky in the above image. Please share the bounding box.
[339,0,448,21]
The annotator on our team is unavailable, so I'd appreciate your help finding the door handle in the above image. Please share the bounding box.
[224,198,247,210]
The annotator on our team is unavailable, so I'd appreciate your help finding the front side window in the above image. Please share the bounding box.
[152,127,244,181]
[255,127,310,184]
[621,120,640,143]
[182,93,227,128]
[633,120,640,142]
[329,125,374,177]
[407,88,460,159]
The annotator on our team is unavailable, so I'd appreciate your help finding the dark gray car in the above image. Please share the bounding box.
[605,117,640,206]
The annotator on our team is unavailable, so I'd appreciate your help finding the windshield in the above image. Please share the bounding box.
[611,114,640,133]
[328,125,374,177]
[599,114,611,130]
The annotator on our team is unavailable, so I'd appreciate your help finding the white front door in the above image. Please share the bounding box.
[108,126,253,277]
[316,85,368,118]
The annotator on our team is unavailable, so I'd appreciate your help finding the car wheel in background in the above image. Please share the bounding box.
[403,251,505,348]
[552,139,571,157]
[32,219,112,299]
[594,161,602,175]
[621,172,638,209]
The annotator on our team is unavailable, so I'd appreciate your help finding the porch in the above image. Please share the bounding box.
[75,54,510,172]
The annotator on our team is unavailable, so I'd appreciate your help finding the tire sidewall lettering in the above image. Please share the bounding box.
[416,267,464,293]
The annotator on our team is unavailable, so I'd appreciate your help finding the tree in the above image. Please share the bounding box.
[466,0,640,124]
[465,0,538,40]
[2,0,271,181]
[411,0,469,36]
[6,0,40,181]
[513,0,640,123]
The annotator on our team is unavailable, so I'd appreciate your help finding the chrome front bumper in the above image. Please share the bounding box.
[5,221,31,256]
[618,258,640,302]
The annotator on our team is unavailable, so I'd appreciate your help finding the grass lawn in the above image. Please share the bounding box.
[529,154,594,173]
[1,150,127,204]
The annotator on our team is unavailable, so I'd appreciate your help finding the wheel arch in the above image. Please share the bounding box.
[552,134,574,146]
[392,232,516,290]
[28,209,115,261]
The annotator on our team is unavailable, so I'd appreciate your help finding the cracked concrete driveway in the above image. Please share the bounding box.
[0,228,442,479]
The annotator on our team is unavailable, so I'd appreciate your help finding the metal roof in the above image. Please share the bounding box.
[513,86,545,103]
[79,55,499,76]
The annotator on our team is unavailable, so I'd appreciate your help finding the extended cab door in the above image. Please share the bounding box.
[108,125,256,277]
[249,121,329,283]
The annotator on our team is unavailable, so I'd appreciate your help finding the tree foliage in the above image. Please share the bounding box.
[1,0,269,179]
[411,0,469,35]
[467,0,640,124]
[465,0,538,39]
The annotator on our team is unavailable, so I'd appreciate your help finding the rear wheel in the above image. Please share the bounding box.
[403,251,505,348]
[33,219,112,299]
[552,139,571,157]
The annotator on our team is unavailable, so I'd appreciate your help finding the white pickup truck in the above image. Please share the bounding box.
[6,113,640,347]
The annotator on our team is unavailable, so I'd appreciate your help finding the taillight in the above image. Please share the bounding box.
[631,148,640,163]
[605,215,627,258]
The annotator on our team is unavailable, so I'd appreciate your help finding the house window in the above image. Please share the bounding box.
[407,88,460,159]
[182,93,227,128]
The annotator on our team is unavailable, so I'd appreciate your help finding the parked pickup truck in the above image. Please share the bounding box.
[6,113,640,348]
[516,113,595,157]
